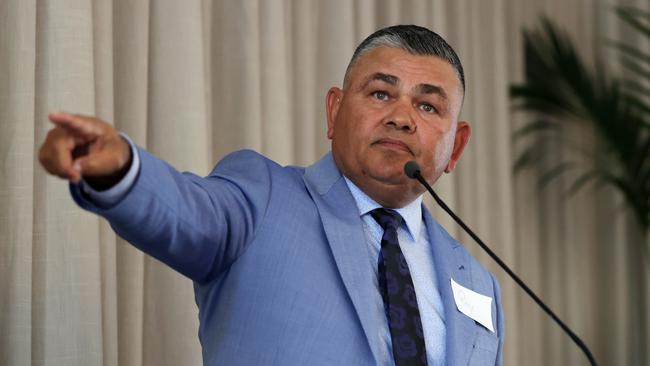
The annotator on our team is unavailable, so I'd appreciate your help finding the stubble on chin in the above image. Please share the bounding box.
[358,163,426,207]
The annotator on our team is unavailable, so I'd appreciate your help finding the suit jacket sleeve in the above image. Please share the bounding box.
[70,147,274,283]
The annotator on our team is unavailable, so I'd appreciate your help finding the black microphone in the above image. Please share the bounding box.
[404,161,597,366]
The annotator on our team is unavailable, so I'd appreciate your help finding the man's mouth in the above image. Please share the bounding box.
[372,138,413,155]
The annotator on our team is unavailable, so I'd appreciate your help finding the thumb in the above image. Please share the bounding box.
[75,149,128,178]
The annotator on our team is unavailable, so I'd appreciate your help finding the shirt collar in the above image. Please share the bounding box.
[343,176,423,241]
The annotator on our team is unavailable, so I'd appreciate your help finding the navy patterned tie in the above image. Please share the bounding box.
[372,208,427,366]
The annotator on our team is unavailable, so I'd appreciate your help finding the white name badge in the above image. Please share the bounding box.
[450,278,495,332]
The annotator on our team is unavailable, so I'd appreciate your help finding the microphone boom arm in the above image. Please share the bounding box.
[405,162,597,366]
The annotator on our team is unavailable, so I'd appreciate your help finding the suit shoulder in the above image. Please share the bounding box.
[212,149,279,173]
[210,149,304,182]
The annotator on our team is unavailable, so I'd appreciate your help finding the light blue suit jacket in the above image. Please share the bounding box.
[71,148,504,365]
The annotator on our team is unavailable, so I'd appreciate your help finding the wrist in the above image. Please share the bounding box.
[84,137,133,191]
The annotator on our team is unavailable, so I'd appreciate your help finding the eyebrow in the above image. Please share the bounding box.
[358,72,399,91]
[359,72,448,100]
[416,83,448,100]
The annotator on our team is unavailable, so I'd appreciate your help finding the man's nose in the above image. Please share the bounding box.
[384,102,416,132]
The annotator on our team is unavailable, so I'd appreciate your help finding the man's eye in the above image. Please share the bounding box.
[372,91,389,101]
[419,103,436,113]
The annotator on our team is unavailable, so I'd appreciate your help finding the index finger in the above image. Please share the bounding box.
[48,111,103,137]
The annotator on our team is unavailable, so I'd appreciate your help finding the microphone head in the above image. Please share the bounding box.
[404,160,421,179]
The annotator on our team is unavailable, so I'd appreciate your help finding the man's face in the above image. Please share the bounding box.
[326,46,470,208]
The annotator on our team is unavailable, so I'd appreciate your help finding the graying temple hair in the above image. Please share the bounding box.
[343,25,465,93]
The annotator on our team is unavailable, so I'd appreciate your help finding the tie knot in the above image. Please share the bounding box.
[371,208,403,230]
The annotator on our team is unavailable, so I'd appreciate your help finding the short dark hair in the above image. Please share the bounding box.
[344,25,465,93]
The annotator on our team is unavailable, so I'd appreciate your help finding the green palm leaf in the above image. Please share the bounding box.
[511,11,650,233]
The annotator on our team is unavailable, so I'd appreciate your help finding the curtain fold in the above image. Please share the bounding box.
[1,0,647,365]
[0,1,36,365]
[112,1,150,364]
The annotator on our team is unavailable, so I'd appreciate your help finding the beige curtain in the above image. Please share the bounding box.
[1,0,648,365]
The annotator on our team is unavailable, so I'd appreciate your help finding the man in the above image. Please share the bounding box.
[39,25,504,365]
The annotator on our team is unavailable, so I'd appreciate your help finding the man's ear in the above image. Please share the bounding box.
[326,87,343,139]
[444,121,471,173]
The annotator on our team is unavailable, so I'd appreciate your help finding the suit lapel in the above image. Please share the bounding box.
[423,209,477,366]
[303,153,480,364]
[303,153,381,364]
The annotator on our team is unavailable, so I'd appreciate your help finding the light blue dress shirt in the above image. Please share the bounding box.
[344,177,446,366]
[80,139,446,365]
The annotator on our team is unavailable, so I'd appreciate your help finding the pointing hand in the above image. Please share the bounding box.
[39,112,132,189]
